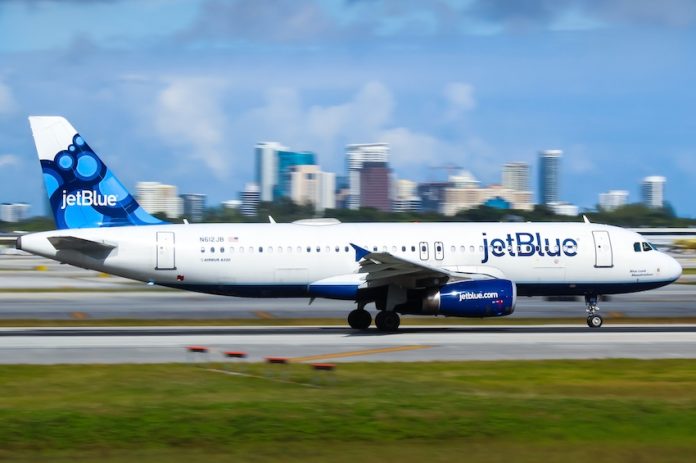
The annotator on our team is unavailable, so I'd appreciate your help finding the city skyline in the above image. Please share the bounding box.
[0,1,694,216]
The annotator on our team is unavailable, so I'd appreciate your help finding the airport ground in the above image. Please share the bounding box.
[1,360,696,463]
[1,254,695,462]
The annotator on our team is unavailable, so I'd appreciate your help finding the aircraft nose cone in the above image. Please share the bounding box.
[662,254,682,282]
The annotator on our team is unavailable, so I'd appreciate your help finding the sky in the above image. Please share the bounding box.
[1,0,695,217]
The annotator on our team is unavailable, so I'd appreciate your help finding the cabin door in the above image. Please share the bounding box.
[156,231,176,270]
[592,231,613,268]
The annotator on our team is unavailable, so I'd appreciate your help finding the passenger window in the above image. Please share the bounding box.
[460,246,465,253]
[210,247,215,253]
[306,246,311,253]
[402,246,406,252]
[259,247,263,253]
[345,246,349,252]
[411,246,416,252]
[450,245,456,252]
[642,242,652,252]
[200,247,205,253]
[633,242,641,252]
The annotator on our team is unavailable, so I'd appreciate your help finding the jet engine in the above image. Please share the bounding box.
[397,279,516,317]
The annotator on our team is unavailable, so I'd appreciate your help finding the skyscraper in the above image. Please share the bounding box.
[538,150,562,205]
[136,182,182,218]
[274,150,316,199]
[641,176,666,209]
[599,190,629,211]
[346,143,389,210]
[289,165,336,212]
[502,162,529,192]
[360,161,391,212]
[255,142,287,202]
[240,183,260,217]
[180,193,207,222]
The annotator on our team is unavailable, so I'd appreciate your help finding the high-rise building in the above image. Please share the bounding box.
[539,150,562,205]
[255,141,287,202]
[392,179,421,213]
[289,165,335,212]
[503,162,530,192]
[641,176,666,209]
[274,150,316,199]
[136,182,182,219]
[0,203,30,223]
[360,161,391,212]
[180,193,207,222]
[346,143,389,210]
[418,182,449,213]
[240,183,260,217]
[599,190,629,212]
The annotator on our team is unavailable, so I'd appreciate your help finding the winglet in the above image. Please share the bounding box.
[350,243,371,262]
[583,215,591,224]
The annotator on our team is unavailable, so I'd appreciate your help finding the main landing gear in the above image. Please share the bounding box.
[585,295,603,328]
[375,311,400,332]
[347,308,372,330]
[347,308,401,332]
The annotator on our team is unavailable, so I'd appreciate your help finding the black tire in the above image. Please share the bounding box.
[375,311,400,332]
[587,314,603,328]
[348,309,372,329]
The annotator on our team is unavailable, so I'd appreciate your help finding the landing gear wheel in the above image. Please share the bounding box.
[587,314,603,328]
[375,311,400,332]
[348,309,372,330]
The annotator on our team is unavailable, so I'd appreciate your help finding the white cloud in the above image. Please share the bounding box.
[0,81,17,114]
[228,80,498,182]
[153,77,230,178]
[444,82,476,118]
[0,154,20,168]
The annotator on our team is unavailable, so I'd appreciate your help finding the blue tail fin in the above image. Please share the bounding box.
[29,116,166,229]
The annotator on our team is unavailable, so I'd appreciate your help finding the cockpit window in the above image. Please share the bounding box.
[633,242,641,252]
[642,242,653,252]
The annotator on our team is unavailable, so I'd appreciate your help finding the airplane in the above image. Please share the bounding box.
[17,116,682,330]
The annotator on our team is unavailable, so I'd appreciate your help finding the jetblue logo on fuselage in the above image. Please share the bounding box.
[481,232,578,264]
[60,190,117,210]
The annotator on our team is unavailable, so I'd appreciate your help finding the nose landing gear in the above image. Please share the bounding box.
[585,295,603,328]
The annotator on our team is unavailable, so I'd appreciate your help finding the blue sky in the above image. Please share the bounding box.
[1,0,695,217]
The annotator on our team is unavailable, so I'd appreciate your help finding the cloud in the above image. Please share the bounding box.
[0,154,20,168]
[153,77,231,178]
[236,81,395,163]
[182,0,335,43]
[0,81,17,114]
[444,82,476,118]
[465,0,696,31]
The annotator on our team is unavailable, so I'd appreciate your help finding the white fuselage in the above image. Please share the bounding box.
[18,221,682,299]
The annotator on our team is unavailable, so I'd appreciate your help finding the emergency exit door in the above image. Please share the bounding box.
[156,231,176,270]
[592,230,613,268]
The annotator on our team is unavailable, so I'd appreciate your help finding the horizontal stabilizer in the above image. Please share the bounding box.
[48,236,117,253]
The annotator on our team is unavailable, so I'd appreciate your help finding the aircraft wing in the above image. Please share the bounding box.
[350,243,499,289]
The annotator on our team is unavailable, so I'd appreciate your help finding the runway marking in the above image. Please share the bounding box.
[289,345,433,363]
[254,311,274,320]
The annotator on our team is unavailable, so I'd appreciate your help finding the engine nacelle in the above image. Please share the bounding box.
[422,279,516,317]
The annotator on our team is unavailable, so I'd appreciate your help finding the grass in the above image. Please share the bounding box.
[0,360,695,462]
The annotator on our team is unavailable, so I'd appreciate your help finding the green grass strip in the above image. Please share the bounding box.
[0,360,695,462]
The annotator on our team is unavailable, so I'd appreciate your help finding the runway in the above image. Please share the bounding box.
[2,324,696,364]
